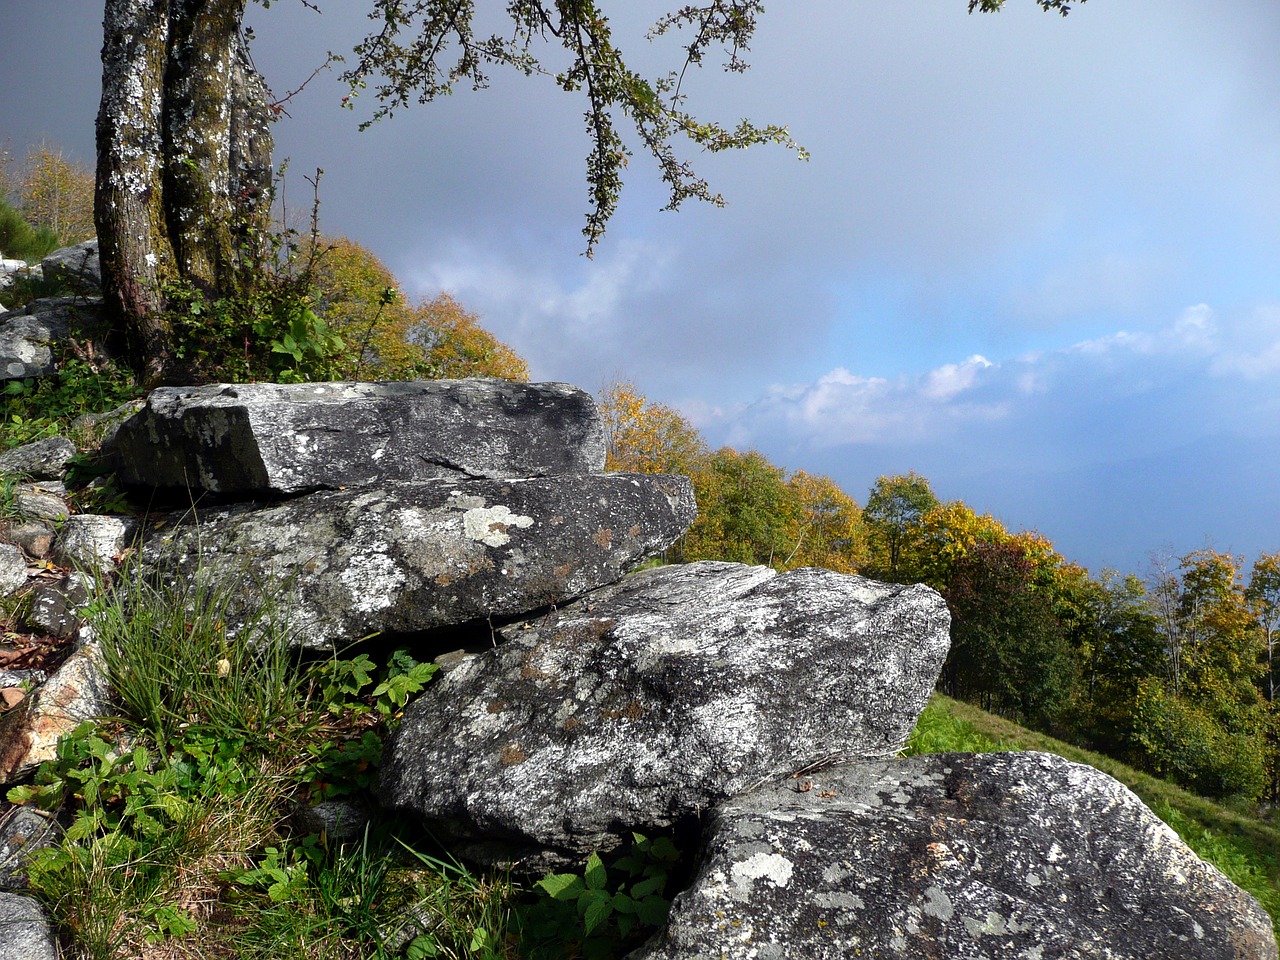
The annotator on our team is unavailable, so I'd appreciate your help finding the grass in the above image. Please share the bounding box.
[906,692,1280,934]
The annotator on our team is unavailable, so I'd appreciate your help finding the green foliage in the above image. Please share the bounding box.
[93,562,308,755]
[1132,678,1268,801]
[862,471,939,581]
[521,833,681,958]
[1,353,141,451]
[0,195,59,262]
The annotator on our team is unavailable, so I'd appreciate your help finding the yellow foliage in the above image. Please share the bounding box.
[410,293,530,381]
[784,470,866,574]
[306,235,528,381]
[598,381,707,475]
[19,143,95,243]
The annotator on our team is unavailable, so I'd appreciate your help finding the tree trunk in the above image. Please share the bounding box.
[96,0,272,386]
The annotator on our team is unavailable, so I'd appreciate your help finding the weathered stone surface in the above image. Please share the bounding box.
[54,514,140,576]
[29,573,92,640]
[633,751,1278,960]
[0,892,57,960]
[139,474,696,650]
[0,522,54,560]
[0,546,25,598]
[11,488,68,524]
[111,380,608,494]
[0,640,108,785]
[40,240,100,293]
[0,297,105,382]
[0,438,77,480]
[0,806,58,892]
[380,562,950,870]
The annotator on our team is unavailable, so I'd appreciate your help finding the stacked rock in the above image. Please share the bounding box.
[0,365,1274,958]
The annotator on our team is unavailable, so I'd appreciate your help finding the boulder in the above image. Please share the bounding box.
[0,546,25,598]
[29,573,93,640]
[11,487,69,524]
[633,751,1278,960]
[0,297,106,381]
[110,380,608,495]
[379,562,950,870]
[138,474,696,650]
[40,240,100,293]
[0,641,108,784]
[0,437,77,480]
[0,892,57,960]
[54,514,140,576]
[0,521,54,560]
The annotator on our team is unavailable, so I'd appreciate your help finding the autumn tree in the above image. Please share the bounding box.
[783,470,866,574]
[1246,553,1280,703]
[307,235,528,380]
[18,143,96,244]
[680,448,798,567]
[598,381,708,476]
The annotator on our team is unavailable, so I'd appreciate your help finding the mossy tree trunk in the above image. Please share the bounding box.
[96,0,272,385]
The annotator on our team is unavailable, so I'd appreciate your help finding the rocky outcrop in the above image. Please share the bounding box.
[138,474,696,650]
[0,438,76,480]
[0,297,107,382]
[379,561,951,870]
[633,751,1277,960]
[40,240,100,294]
[110,380,608,495]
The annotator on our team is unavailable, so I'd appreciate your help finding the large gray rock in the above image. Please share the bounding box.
[0,892,57,960]
[0,298,105,381]
[0,438,77,480]
[633,751,1278,960]
[111,380,608,494]
[138,474,696,650]
[40,240,100,293]
[380,562,951,870]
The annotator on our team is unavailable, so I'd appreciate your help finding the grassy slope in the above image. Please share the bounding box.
[907,693,1280,934]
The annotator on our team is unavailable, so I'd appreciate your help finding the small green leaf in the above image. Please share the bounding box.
[583,851,607,890]
[537,872,585,900]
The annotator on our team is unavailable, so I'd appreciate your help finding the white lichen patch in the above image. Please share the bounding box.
[339,553,406,613]
[730,852,794,893]
[463,505,534,547]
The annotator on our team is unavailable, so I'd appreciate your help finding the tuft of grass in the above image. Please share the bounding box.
[908,693,1280,936]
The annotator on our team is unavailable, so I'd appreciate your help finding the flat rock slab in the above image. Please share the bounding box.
[111,380,607,494]
[0,437,77,480]
[138,474,696,650]
[633,751,1278,960]
[380,562,950,870]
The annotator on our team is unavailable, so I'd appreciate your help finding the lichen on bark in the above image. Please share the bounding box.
[95,0,273,385]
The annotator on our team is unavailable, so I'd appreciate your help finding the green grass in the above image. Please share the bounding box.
[906,693,1280,935]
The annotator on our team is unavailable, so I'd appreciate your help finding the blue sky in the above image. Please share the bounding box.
[3,1,1280,577]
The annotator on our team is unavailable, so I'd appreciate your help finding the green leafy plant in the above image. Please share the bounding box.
[521,833,681,958]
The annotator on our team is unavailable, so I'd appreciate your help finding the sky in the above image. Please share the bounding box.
[3,1,1280,578]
